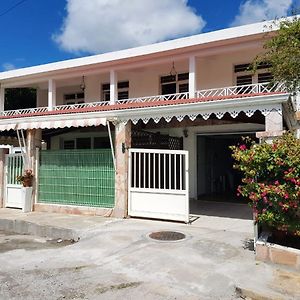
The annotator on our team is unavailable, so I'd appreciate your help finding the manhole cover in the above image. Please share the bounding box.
[148,231,186,241]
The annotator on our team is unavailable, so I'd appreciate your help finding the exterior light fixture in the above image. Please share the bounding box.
[183,129,188,138]
[169,61,177,76]
[80,76,86,92]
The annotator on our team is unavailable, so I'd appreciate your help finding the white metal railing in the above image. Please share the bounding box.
[116,92,189,104]
[129,148,187,191]
[195,82,287,99]
[0,82,288,118]
[54,101,110,111]
[1,106,49,117]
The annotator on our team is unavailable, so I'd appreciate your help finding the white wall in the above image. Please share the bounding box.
[197,47,261,89]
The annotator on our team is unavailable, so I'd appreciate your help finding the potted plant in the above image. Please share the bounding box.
[16,169,34,212]
[17,169,34,187]
[230,133,300,247]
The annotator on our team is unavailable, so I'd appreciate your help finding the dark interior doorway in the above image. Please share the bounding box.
[197,133,256,204]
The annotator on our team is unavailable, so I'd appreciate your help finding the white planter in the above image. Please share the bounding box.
[21,187,33,213]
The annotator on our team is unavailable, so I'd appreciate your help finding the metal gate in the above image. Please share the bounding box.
[5,153,24,208]
[38,149,115,208]
[128,148,189,222]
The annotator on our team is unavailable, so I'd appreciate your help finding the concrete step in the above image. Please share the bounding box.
[0,218,78,241]
[0,208,113,241]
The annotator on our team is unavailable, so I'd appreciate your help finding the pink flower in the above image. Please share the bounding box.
[274,180,280,186]
[239,144,247,151]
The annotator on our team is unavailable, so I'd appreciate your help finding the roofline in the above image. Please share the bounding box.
[0,16,291,81]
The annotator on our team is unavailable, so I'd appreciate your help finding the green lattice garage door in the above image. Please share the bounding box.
[38,149,115,208]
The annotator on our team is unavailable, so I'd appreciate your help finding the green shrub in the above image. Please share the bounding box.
[230,133,300,235]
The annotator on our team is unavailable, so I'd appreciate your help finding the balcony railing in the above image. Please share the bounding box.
[116,92,189,104]
[195,82,286,98]
[0,82,288,118]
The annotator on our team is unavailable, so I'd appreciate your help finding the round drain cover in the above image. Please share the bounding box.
[148,231,186,241]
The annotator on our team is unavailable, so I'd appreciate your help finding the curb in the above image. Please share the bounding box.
[0,218,80,241]
[235,287,285,300]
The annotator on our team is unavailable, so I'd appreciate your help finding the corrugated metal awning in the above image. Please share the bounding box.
[0,117,107,131]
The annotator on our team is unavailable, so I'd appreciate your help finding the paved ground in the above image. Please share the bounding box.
[0,205,299,300]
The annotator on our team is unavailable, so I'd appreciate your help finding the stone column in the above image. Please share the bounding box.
[112,121,131,218]
[0,148,8,208]
[26,129,42,207]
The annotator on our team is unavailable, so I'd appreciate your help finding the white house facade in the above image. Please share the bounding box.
[0,18,297,222]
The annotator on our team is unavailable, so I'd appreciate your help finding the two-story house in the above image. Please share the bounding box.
[0,18,297,222]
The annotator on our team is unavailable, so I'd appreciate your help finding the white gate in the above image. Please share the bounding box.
[5,153,24,208]
[128,148,189,223]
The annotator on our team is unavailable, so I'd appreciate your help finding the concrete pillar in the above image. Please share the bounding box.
[48,79,56,110]
[26,129,42,207]
[36,88,40,108]
[110,70,117,104]
[256,110,284,142]
[189,56,196,98]
[265,111,283,132]
[0,85,5,112]
[0,149,7,208]
[112,121,131,218]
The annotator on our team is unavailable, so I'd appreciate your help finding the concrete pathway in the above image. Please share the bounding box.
[0,208,299,299]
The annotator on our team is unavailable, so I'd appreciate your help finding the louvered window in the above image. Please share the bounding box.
[102,81,129,101]
[160,73,189,95]
[258,72,273,83]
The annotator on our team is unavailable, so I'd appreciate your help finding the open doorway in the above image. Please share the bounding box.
[197,132,256,204]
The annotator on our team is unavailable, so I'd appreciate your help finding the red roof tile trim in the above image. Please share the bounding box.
[0,92,285,120]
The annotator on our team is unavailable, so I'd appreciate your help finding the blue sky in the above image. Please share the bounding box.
[0,0,297,71]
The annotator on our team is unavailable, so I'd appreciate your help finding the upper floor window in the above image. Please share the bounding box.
[63,136,110,150]
[102,81,129,101]
[234,62,273,86]
[160,73,189,95]
[64,92,85,105]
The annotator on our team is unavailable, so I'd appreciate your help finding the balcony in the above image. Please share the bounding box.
[0,82,289,120]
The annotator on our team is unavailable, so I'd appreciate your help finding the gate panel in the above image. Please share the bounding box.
[5,153,24,208]
[128,149,189,222]
[38,149,115,208]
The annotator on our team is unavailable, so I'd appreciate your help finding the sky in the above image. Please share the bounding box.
[0,0,298,71]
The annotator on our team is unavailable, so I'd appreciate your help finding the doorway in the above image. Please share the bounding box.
[197,133,255,204]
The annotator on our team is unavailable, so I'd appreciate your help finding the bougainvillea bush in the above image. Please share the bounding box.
[230,133,300,236]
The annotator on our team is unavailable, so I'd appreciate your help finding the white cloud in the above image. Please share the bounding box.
[54,0,205,54]
[231,0,293,27]
[2,63,16,71]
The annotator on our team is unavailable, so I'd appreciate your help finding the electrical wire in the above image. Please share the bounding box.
[0,0,28,18]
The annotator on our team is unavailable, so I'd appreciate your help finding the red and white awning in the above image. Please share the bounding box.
[0,117,107,131]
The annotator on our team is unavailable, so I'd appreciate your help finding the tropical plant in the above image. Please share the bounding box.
[230,133,300,236]
[253,15,300,93]
[16,169,34,187]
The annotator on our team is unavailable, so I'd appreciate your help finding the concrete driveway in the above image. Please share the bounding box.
[0,210,299,300]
